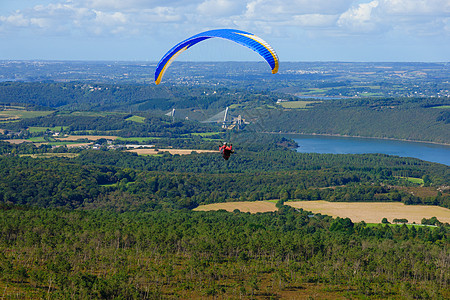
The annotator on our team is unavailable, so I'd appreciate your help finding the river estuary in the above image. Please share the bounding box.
[291,134,450,166]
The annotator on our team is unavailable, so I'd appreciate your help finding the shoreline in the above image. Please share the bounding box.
[276,132,450,147]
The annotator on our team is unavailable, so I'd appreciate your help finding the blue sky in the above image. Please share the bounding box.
[0,0,449,62]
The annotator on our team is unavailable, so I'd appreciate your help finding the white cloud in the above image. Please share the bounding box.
[0,14,29,27]
[291,14,338,27]
[197,0,241,16]
[2,0,447,37]
[0,0,448,58]
[380,0,450,16]
[337,1,380,32]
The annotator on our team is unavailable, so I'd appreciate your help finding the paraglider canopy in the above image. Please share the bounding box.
[154,29,279,85]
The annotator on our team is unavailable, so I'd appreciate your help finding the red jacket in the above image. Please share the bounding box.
[219,144,232,152]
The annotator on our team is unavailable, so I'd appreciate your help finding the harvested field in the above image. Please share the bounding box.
[288,201,450,224]
[5,139,29,144]
[194,201,277,213]
[19,153,79,158]
[128,148,218,155]
[195,200,450,223]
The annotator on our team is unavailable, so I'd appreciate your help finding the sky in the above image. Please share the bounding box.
[0,0,449,62]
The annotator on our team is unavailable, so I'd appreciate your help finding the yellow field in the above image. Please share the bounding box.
[128,148,218,155]
[19,153,79,158]
[5,139,29,144]
[195,200,450,223]
[194,201,277,213]
[288,201,450,223]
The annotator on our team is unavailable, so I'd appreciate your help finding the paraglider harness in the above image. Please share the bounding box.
[219,142,234,160]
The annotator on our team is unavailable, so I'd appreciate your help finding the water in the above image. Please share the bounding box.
[291,134,450,166]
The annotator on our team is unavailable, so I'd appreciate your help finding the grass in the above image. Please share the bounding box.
[117,137,162,142]
[126,115,146,123]
[398,176,424,185]
[0,109,53,120]
[59,111,123,117]
[430,105,450,109]
[277,100,320,109]
[190,132,222,137]
[26,137,48,142]
[27,126,69,133]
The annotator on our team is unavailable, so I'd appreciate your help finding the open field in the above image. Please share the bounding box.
[55,135,119,141]
[0,109,53,121]
[277,100,320,109]
[431,105,450,109]
[194,201,277,213]
[289,201,450,224]
[27,126,69,133]
[195,200,450,224]
[5,139,29,144]
[19,153,79,158]
[128,148,218,155]
[126,115,145,123]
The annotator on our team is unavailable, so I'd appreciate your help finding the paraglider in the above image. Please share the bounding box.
[155,29,278,161]
[219,142,234,160]
[154,29,279,85]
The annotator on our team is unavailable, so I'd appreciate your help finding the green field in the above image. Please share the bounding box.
[190,132,221,137]
[277,100,320,109]
[58,111,124,117]
[27,126,69,133]
[399,176,425,185]
[430,105,450,109]
[0,109,53,120]
[25,137,48,142]
[116,136,162,142]
[126,115,146,123]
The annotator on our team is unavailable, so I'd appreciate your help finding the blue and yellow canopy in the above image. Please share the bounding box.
[155,29,279,85]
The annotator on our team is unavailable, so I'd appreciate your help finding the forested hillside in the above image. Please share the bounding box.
[1,82,448,144]
[248,98,450,144]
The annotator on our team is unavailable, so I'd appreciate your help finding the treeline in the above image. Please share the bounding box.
[1,112,221,138]
[0,206,448,298]
[0,152,448,210]
[247,97,450,144]
[0,81,285,111]
[72,147,449,184]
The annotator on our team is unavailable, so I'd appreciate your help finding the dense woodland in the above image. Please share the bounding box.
[1,203,449,299]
